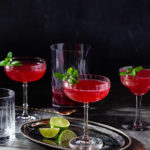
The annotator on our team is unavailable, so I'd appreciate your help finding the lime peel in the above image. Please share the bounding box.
[58,129,77,145]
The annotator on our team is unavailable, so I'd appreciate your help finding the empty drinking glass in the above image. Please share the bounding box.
[0,88,15,144]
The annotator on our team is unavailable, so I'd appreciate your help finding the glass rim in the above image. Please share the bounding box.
[12,56,46,62]
[50,43,91,52]
[119,65,150,71]
[0,88,15,100]
[78,74,110,82]
[119,66,150,77]
[63,74,110,92]
[63,74,110,85]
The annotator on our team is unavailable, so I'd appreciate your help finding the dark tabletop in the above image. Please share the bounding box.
[0,105,150,150]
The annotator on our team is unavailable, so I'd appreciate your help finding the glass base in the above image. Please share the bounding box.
[69,137,103,150]
[16,114,40,123]
[0,134,15,145]
[121,121,150,131]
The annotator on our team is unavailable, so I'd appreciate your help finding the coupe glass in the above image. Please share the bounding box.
[119,66,150,131]
[63,74,110,150]
[4,57,46,121]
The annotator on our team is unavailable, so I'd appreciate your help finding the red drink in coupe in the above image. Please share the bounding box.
[63,80,110,103]
[63,74,110,149]
[4,57,46,121]
[4,61,46,83]
[119,66,150,131]
[120,69,150,96]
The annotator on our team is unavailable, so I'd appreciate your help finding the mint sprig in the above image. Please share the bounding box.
[0,52,21,67]
[120,66,143,76]
[54,67,79,84]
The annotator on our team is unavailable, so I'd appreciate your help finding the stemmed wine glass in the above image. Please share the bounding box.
[119,66,150,130]
[4,57,46,121]
[63,74,110,149]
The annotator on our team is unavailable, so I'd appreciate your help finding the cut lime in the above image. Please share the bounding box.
[39,128,60,138]
[58,130,77,145]
[59,140,70,147]
[42,138,57,146]
[50,117,70,130]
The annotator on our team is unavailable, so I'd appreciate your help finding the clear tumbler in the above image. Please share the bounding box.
[50,43,91,109]
[0,88,15,144]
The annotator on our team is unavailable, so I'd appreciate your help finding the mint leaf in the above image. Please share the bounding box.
[67,67,74,76]
[54,72,67,80]
[134,66,143,73]
[73,69,78,78]
[63,75,67,80]
[0,60,8,66]
[129,69,136,76]
[120,66,143,76]
[126,67,132,73]
[6,52,12,58]
[5,57,11,62]
[10,61,22,66]
[67,79,74,84]
[0,51,21,67]
[120,72,127,76]
[54,67,79,84]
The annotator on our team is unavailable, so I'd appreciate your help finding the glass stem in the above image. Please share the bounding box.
[82,103,90,142]
[134,95,143,129]
[22,82,29,118]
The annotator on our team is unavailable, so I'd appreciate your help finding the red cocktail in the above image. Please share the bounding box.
[63,80,110,103]
[120,69,150,96]
[63,74,110,149]
[4,61,46,83]
[120,66,150,130]
[4,57,46,120]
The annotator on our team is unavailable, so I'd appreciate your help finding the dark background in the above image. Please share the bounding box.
[0,0,150,108]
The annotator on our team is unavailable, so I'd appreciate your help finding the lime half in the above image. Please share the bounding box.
[39,128,60,138]
[42,138,57,146]
[58,130,77,145]
[50,117,70,130]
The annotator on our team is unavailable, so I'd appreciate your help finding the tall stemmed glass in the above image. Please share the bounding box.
[119,66,150,131]
[63,74,110,150]
[4,57,46,121]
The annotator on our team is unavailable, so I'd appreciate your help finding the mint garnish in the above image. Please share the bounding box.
[120,66,143,76]
[0,52,21,67]
[54,67,79,84]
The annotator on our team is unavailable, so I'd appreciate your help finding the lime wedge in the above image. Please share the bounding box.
[39,128,60,138]
[42,138,57,146]
[50,117,70,130]
[59,140,70,147]
[58,130,77,146]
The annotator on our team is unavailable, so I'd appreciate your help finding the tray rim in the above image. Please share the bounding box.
[20,117,132,150]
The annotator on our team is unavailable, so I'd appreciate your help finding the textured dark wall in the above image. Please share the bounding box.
[0,0,150,107]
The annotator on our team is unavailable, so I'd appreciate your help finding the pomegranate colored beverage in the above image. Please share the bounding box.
[120,69,150,96]
[63,74,110,149]
[119,66,150,131]
[63,80,110,103]
[52,88,79,106]
[4,61,46,83]
[4,57,46,121]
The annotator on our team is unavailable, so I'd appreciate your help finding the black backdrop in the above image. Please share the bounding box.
[0,0,150,108]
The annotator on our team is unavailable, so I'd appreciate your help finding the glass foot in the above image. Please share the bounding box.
[69,136,103,150]
[122,121,150,131]
[0,134,15,145]
[16,114,40,123]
